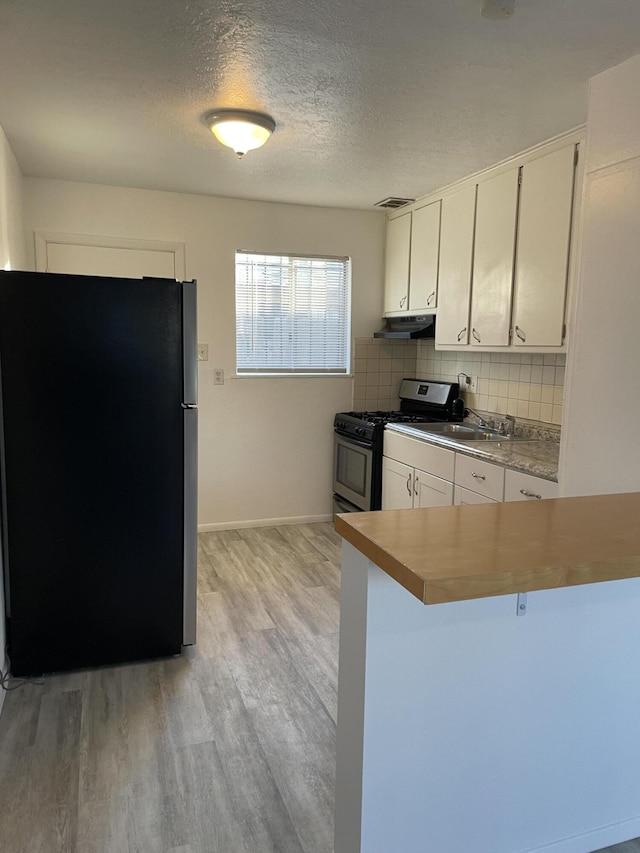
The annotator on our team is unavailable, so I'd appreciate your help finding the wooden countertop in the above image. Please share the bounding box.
[335,493,640,604]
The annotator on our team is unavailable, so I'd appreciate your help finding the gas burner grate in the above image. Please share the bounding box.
[347,411,436,425]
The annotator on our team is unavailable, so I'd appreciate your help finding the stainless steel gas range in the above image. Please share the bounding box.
[333,379,463,514]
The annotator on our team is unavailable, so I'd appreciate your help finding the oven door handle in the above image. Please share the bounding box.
[335,433,372,451]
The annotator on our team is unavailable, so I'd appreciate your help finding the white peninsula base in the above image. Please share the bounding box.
[335,540,640,853]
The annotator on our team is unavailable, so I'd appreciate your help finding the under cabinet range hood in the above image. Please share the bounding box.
[374,315,435,339]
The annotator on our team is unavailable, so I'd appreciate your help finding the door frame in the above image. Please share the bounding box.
[34,231,187,279]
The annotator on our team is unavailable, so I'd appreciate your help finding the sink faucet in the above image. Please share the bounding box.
[464,407,489,428]
[497,415,516,436]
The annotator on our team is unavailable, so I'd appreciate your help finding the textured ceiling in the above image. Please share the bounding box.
[0,0,639,209]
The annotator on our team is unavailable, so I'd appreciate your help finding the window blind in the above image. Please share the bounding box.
[235,252,351,374]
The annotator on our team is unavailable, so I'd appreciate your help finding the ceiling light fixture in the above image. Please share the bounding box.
[480,0,515,20]
[205,109,276,159]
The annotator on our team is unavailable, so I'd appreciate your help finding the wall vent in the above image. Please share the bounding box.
[374,197,415,210]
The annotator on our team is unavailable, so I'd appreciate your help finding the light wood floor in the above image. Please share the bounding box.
[0,521,638,853]
[0,523,341,853]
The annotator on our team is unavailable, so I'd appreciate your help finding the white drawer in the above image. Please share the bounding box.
[453,485,497,506]
[454,454,505,502]
[504,469,558,502]
[384,431,455,482]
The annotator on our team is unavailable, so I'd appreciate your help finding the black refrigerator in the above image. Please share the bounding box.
[0,271,198,677]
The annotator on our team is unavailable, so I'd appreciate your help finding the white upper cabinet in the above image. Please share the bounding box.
[383,132,581,349]
[383,213,411,314]
[408,201,441,312]
[511,145,576,347]
[384,202,441,316]
[470,167,519,347]
[435,186,476,347]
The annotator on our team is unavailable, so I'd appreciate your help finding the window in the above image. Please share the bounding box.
[235,251,351,375]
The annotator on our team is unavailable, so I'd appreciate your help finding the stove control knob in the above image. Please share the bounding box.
[355,427,365,436]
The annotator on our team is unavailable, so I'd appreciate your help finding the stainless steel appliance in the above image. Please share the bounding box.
[0,270,198,676]
[333,379,462,513]
[373,315,435,339]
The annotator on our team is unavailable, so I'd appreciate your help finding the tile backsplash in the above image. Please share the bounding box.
[353,338,565,425]
[353,339,418,411]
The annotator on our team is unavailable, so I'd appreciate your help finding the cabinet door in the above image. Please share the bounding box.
[470,168,519,347]
[435,186,477,347]
[454,454,505,501]
[409,201,440,312]
[384,213,411,314]
[384,431,455,482]
[453,485,497,506]
[414,469,454,508]
[381,457,414,510]
[512,145,576,347]
[504,469,558,502]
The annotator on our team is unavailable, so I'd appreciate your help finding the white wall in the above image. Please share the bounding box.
[24,178,385,527]
[0,123,27,710]
[337,547,640,853]
[559,53,640,495]
[0,124,26,270]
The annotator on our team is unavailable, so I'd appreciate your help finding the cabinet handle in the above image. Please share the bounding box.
[400,295,407,308]
[406,473,412,495]
[414,475,419,496]
[472,328,481,343]
[457,327,467,342]
[520,489,541,500]
[471,472,486,481]
[426,290,436,306]
[515,325,526,342]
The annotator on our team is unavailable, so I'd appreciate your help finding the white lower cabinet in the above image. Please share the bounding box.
[453,486,497,506]
[415,470,455,508]
[382,433,455,510]
[381,458,415,510]
[504,469,558,502]
[382,430,558,511]
[384,431,455,481]
[381,457,454,510]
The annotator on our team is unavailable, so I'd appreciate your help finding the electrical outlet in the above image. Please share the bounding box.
[461,373,479,394]
[197,343,209,361]
[213,367,224,386]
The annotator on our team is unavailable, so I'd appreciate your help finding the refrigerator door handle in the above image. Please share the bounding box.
[183,406,198,645]
[182,280,197,406]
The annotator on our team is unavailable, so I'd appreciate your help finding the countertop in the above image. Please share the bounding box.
[335,492,640,604]
[386,422,560,481]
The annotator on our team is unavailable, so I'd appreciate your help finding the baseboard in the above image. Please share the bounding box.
[198,513,332,532]
[527,816,640,853]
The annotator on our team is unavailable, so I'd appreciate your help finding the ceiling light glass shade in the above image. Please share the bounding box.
[206,110,276,158]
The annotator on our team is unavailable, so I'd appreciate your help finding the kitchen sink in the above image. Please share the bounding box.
[420,423,481,435]
[407,423,529,441]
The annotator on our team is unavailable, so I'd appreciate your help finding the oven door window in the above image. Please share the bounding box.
[334,435,372,511]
